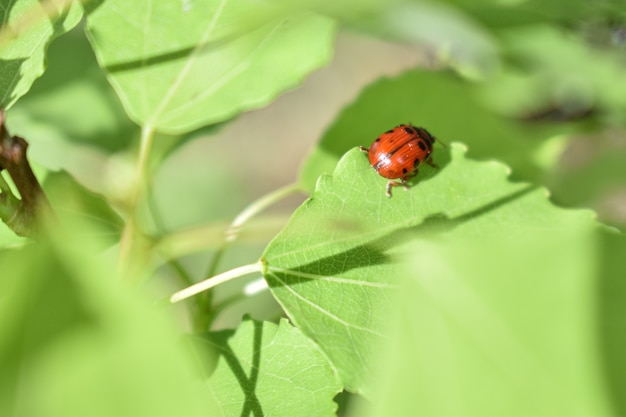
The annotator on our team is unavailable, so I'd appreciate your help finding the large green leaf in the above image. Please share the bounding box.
[195,318,341,417]
[0,0,83,109]
[85,0,336,134]
[0,230,215,417]
[263,143,595,394]
[361,225,624,417]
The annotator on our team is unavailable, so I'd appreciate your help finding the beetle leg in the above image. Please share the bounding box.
[404,170,418,182]
[385,180,408,198]
[425,157,437,169]
[359,146,369,153]
[385,181,395,198]
[386,170,419,198]
[386,179,409,197]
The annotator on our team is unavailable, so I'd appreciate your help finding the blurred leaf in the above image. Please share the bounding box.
[43,171,123,247]
[349,2,498,76]
[482,25,626,123]
[597,228,626,416]
[0,220,25,248]
[149,136,248,231]
[437,0,617,28]
[85,0,336,134]
[362,224,622,417]
[5,25,139,196]
[299,70,566,192]
[0,0,83,109]
[264,143,592,394]
[195,317,341,417]
[7,25,138,153]
[0,230,216,417]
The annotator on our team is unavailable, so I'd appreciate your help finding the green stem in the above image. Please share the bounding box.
[119,125,155,274]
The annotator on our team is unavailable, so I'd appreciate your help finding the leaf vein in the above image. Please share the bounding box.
[267,265,397,288]
[266,270,384,337]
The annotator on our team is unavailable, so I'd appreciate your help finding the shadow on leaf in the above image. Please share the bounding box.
[265,183,537,286]
[194,317,265,417]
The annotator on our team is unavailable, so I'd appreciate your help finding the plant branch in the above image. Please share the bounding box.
[0,109,52,236]
[118,125,155,275]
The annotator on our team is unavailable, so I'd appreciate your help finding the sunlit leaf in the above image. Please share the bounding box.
[361,225,623,417]
[0,0,82,109]
[85,0,336,133]
[195,318,341,417]
[265,142,594,394]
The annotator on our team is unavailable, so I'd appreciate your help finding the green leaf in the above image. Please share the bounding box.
[0,231,215,417]
[483,26,626,122]
[299,69,567,192]
[264,142,595,394]
[361,221,622,417]
[150,135,247,231]
[347,2,498,76]
[0,220,24,248]
[0,0,83,109]
[432,0,596,28]
[85,0,336,134]
[43,171,123,246]
[195,317,341,417]
[7,25,138,154]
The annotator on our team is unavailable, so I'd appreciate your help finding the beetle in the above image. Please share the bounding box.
[360,124,437,197]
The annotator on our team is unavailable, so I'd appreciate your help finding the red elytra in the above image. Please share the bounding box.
[359,124,437,198]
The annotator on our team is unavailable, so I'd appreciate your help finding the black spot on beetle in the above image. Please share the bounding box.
[419,129,435,146]
[417,140,427,151]
[414,158,420,168]
[385,129,394,134]
[402,167,408,174]
[404,127,415,135]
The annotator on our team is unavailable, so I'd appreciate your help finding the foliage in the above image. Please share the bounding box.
[1,0,626,416]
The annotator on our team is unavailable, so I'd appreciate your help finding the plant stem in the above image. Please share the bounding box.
[170,262,264,303]
[0,111,52,236]
[227,182,302,241]
[206,182,302,278]
[119,125,155,275]
[187,183,300,327]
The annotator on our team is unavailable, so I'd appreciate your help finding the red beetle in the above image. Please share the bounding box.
[360,124,438,197]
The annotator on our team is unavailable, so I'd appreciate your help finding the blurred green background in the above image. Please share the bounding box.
[2,0,626,416]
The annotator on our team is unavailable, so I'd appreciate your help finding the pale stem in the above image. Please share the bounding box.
[170,262,263,303]
[205,182,302,278]
[225,182,302,241]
